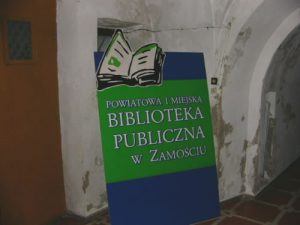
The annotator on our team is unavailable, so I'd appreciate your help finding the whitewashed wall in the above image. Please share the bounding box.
[57,0,153,217]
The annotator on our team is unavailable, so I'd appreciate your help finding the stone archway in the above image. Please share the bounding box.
[246,8,300,194]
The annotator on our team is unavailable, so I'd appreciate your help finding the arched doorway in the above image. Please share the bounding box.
[247,9,300,194]
[258,24,300,187]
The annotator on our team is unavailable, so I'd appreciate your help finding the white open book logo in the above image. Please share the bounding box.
[97,29,165,90]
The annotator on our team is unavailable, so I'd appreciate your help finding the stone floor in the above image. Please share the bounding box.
[56,157,300,225]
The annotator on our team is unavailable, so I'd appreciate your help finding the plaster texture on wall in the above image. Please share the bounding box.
[209,0,265,200]
[57,0,153,217]
[57,0,300,216]
[144,0,216,77]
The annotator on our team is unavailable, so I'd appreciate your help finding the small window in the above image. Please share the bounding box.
[6,20,33,61]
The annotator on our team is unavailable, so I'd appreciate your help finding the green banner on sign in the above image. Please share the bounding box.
[98,79,215,183]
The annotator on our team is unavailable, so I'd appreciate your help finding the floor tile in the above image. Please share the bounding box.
[256,187,292,206]
[221,196,241,211]
[278,211,300,225]
[235,200,280,223]
[218,216,261,225]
